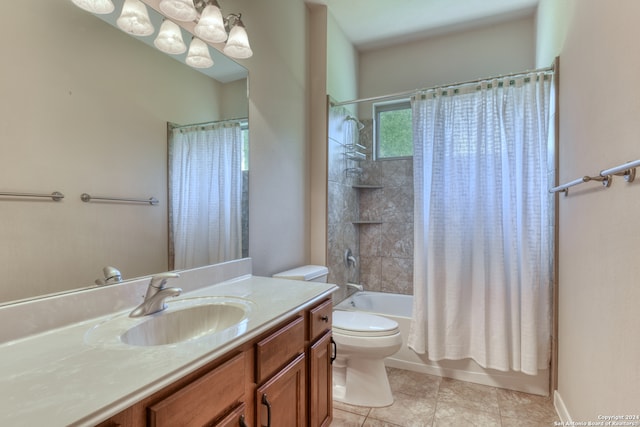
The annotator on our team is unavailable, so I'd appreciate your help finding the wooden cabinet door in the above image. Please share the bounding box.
[211,403,248,427]
[308,331,333,427]
[256,354,306,427]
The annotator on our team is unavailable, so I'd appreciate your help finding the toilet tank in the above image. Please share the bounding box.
[273,265,329,283]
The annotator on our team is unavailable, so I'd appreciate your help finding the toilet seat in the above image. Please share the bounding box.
[332,310,400,337]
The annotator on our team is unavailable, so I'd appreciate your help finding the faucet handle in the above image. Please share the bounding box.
[149,272,180,289]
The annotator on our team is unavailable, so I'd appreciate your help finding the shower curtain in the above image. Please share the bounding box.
[168,121,243,270]
[408,72,554,375]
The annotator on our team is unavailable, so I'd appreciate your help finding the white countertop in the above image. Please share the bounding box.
[0,274,337,426]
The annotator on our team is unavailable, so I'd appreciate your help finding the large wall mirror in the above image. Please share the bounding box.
[0,0,249,305]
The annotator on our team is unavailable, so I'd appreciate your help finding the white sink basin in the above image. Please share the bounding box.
[85,296,254,347]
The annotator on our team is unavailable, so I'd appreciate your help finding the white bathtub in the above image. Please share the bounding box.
[334,291,549,396]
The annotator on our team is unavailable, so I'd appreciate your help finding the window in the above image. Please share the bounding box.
[374,101,413,159]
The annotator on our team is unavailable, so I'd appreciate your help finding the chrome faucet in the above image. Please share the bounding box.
[95,266,123,286]
[129,272,182,317]
[344,248,357,268]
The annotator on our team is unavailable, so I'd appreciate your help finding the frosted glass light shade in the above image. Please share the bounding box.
[159,0,197,22]
[223,23,253,59]
[186,38,214,68]
[117,0,154,36]
[194,5,227,43]
[71,0,115,14]
[154,20,187,54]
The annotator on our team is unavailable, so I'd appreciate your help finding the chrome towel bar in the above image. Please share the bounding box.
[600,159,640,182]
[550,158,640,195]
[0,191,64,201]
[80,193,159,205]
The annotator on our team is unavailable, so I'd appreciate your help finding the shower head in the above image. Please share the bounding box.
[345,115,365,131]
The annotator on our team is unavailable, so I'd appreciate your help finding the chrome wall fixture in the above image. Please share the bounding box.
[345,115,365,131]
[600,159,638,182]
[81,193,159,205]
[0,191,64,201]
[159,0,253,60]
[95,266,123,286]
[71,0,252,70]
[550,159,640,195]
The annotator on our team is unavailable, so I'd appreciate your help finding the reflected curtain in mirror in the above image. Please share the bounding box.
[168,121,243,270]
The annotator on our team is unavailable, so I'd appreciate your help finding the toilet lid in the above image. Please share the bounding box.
[332,310,399,337]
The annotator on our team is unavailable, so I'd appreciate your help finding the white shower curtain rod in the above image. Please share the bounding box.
[330,64,555,107]
[168,117,247,130]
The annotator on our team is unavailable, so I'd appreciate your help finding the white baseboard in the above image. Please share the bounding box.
[554,390,571,424]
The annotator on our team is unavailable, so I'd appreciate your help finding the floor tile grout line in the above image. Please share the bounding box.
[497,391,504,427]
[333,371,558,427]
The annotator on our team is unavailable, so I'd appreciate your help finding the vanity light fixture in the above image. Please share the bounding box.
[194,2,227,43]
[71,0,115,14]
[161,0,253,59]
[70,0,251,69]
[222,14,252,59]
[154,20,187,54]
[159,0,199,22]
[186,37,214,68]
[117,0,155,36]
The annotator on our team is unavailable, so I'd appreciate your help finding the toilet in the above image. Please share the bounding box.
[273,265,402,408]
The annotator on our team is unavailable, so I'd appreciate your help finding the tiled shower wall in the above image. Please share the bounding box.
[358,119,414,295]
[327,107,414,297]
[327,106,359,301]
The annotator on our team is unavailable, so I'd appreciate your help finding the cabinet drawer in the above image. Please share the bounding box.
[256,316,304,383]
[148,352,245,427]
[309,299,332,342]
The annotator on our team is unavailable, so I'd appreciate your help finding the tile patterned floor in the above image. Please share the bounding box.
[331,368,560,427]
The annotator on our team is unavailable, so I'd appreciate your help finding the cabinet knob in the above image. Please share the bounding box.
[320,315,329,322]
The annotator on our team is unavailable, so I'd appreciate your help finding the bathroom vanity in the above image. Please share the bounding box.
[0,259,336,426]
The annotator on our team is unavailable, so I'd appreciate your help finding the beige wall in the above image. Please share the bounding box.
[357,16,535,119]
[0,0,240,303]
[535,0,573,68]
[327,12,359,105]
[232,0,311,276]
[308,4,329,266]
[538,0,640,419]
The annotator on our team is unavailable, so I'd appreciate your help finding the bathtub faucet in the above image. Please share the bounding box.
[347,283,364,292]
